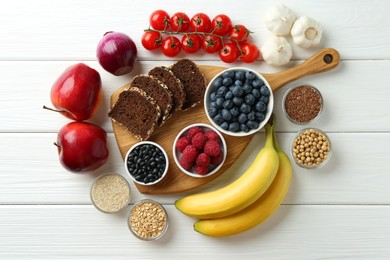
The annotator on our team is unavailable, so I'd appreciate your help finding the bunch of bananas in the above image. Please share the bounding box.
[175,120,292,237]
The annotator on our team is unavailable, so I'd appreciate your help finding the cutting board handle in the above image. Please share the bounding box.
[262,48,340,92]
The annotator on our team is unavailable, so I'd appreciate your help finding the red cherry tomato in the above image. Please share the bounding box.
[150,10,170,30]
[161,36,181,57]
[219,42,240,63]
[230,24,250,43]
[202,35,222,53]
[170,12,190,32]
[239,43,260,63]
[141,31,162,50]
[211,14,233,36]
[181,34,202,53]
[190,13,212,32]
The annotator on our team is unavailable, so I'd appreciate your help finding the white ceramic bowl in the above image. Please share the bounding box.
[204,67,274,136]
[124,141,169,185]
[172,123,227,178]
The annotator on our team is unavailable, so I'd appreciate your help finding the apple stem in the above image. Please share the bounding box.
[43,105,65,113]
[53,142,60,148]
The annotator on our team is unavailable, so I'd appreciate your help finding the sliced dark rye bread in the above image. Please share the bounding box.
[108,87,161,141]
[131,75,173,125]
[170,59,207,110]
[148,66,185,112]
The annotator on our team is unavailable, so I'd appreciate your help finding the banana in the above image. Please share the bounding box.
[193,132,292,237]
[175,122,279,219]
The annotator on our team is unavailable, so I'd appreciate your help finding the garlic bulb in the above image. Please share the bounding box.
[291,16,323,48]
[264,4,296,36]
[261,35,292,66]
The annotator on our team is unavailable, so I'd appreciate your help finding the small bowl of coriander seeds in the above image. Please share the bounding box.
[128,199,168,241]
[291,128,331,169]
[90,173,131,214]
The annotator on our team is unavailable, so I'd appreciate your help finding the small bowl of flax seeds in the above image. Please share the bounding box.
[283,84,323,124]
[128,199,168,241]
[291,128,332,169]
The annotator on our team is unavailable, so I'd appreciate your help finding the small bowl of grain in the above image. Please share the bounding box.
[291,128,332,169]
[90,173,131,214]
[283,84,323,125]
[128,199,168,241]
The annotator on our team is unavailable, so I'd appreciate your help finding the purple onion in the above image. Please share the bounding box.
[96,31,137,76]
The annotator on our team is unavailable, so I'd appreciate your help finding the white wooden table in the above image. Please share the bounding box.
[1,0,390,259]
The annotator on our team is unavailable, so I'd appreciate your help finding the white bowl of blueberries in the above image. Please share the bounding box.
[204,68,274,136]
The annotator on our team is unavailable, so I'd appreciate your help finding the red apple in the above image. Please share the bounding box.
[44,63,102,121]
[55,122,109,173]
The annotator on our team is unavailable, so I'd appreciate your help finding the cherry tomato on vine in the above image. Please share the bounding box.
[190,13,211,32]
[202,35,222,53]
[219,42,240,63]
[150,10,170,30]
[239,43,260,63]
[230,24,250,42]
[170,12,190,32]
[211,14,232,36]
[181,34,202,53]
[141,31,162,50]
[161,36,181,57]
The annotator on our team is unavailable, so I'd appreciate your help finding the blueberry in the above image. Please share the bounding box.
[222,109,232,121]
[225,91,233,100]
[245,78,252,86]
[255,101,266,112]
[210,92,217,101]
[252,88,261,99]
[245,94,256,106]
[212,77,223,89]
[255,112,265,122]
[208,107,218,117]
[213,114,224,125]
[217,86,228,97]
[232,86,244,97]
[247,120,259,130]
[243,84,253,94]
[247,111,256,121]
[223,70,235,79]
[233,97,243,106]
[223,77,233,86]
[234,80,243,86]
[235,71,245,81]
[220,121,229,130]
[230,107,240,117]
[252,78,263,88]
[260,85,270,95]
[216,97,224,108]
[228,122,240,132]
[240,103,251,114]
[223,100,234,109]
[209,101,218,110]
[238,113,248,124]
[259,95,269,104]
[245,71,256,80]
[240,124,249,132]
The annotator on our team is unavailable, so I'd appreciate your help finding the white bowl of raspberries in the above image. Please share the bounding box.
[173,123,227,178]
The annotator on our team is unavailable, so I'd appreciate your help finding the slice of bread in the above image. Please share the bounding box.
[131,75,173,125]
[170,59,207,110]
[108,87,161,141]
[148,66,185,112]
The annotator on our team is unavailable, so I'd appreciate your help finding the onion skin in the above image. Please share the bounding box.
[96,31,137,76]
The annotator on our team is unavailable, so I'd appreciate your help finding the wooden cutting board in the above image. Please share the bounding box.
[110,48,340,194]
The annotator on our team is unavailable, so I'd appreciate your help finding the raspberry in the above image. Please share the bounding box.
[192,132,207,150]
[205,130,221,143]
[211,152,223,165]
[176,136,191,152]
[179,157,193,171]
[187,126,203,139]
[204,140,221,157]
[195,165,209,175]
[182,145,198,162]
[196,153,210,167]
